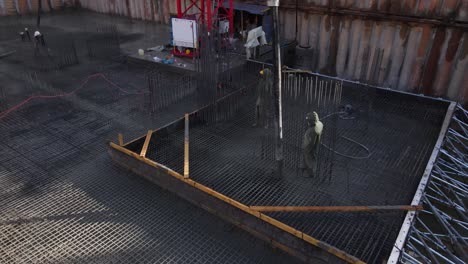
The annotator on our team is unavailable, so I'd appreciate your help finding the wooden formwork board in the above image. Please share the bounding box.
[109,142,365,264]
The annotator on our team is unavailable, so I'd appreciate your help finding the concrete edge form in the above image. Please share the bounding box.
[108,143,365,264]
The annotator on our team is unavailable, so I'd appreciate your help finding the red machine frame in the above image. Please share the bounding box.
[174,0,234,58]
[176,0,234,34]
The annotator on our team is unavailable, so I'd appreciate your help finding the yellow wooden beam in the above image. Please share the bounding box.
[109,142,366,264]
[140,130,153,157]
[118,133,124,146]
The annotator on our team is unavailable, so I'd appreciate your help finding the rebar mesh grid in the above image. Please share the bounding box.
[400,104,468,264]
[126,67,449,262]
[0,11,298,264]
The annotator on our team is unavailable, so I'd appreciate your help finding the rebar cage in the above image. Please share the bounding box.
[120,60,450,263]
[1,12,301,264]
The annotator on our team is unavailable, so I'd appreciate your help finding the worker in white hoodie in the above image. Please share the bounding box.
[300,112,324,177]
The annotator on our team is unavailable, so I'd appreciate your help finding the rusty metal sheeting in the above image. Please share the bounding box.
[288,10,468,104]
[2,0,464,103]
[73,0,467,103]
[280,0,468,23]
[0,0,73,15]
[77,0,203,23]
[78,0,171,23]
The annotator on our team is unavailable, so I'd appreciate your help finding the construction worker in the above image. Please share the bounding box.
[34,31,42,56]
[300,112,324,177]
[19,32,25,41]
[24,28,31,41]
[253,68,273,128]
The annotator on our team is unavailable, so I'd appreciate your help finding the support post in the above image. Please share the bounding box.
[177,0,182,18]
[184,113,190,178]
[200,0,205,24]
[269,0,283,178]
[229,0,234,35]
[206,0,212,33]
[140,130,153,157]
[37,0,43,27]
[118,133,124,146]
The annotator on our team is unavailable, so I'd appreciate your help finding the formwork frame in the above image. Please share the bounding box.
[109,85,364,264]
[389,103,468,264]
[387,102,457,263]
[109,134,364,264]
[109,90,453,264]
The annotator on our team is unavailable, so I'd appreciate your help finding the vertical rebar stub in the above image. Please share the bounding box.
[184,113,190,178]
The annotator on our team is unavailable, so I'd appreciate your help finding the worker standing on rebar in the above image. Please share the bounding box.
[33,31,48,57]
[25,28,31,41]
[34,31,42,56]
[300,112,323,177]
[253,68,273,128]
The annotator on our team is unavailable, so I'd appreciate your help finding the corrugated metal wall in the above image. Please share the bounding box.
[76,0,200,23]
[281,0,467,103]
[1,0,466,103]
[0,0,74,15]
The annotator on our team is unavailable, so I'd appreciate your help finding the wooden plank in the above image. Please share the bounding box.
[109,141,366,264]
[140,130,153,157]
[250,205,424,213]
[184,113,189,178]
[110,142,186,180]
[259,214,303,238]
[118,133,124,146]
[302,234,366,264]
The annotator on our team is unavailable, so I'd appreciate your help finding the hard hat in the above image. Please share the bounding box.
[185,49,191,55]
[259,70,264,75]
[34,31,41,37]
[25,28,28,31]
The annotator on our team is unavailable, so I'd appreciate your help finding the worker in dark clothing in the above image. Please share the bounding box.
[40,33,46,46]
[300,112,324,177]
[253,68,273,128]
[25,28,31,41]
[20,32,25,41]
[34,31,42,56]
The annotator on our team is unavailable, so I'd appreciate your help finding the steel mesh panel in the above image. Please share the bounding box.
[0,11,298,264]
[138,70,448,262]
[400,105,468,264]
